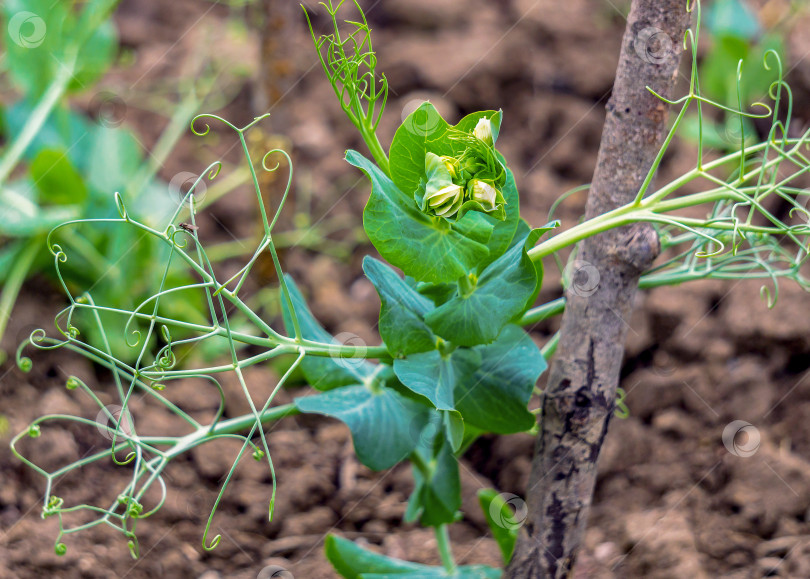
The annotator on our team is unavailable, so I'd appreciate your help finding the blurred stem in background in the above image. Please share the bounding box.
[0,0,255,362]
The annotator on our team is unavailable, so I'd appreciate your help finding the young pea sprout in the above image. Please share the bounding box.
[10,0,810,572]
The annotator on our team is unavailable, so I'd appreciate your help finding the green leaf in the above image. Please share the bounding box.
[425,230,540,346]
[325,534,432,579]
[281,276,375,390]
[414,281,458,307]
[393,349,480,412]
[29,149,88,206]
[295,384,431,471]
[363,256,437,357]
[478,489,521,564]
[2,0,117,98]
[3,0,67,97]
[8,105,94,176]
[349,150,490,284]
[325,534,501,579]
[389,103,452,197]
[478,168,521,270]
[86,127,142,196]
[0,182,79,237]
[407,437,462,527]
[2,101,94,170]
[69,16,117,92]
[362,568,501,579]
[455,325,546,434]
[452,211,494,246]
[455,109,502,144]
[443,409,464,453]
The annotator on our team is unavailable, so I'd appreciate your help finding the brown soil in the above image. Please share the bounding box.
[3,0,810,578]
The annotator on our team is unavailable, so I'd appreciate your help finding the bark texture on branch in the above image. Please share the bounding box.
[506,2,691,578]
[254,0,298,121]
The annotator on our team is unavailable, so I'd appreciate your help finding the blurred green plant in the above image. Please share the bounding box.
[0,0,256,362]
[679,0,791,150]
[8,0,810,577]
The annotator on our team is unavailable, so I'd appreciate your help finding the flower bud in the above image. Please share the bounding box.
[473,118,493,146]
[439,155,459,179]
[425,184,464,217]
[468,179,499,211]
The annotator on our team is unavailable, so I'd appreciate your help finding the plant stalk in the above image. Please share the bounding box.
[435,524,457,574]
[0,239,41,362]
[506,1,691,576]
[0,61,75,187]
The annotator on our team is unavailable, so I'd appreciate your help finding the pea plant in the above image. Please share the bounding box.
[10,1,810,577]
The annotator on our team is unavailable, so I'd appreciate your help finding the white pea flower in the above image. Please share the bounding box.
[425,184,464,217]
[473,118,494,146]
[468,179,499,211]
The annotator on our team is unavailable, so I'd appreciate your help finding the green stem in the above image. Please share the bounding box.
[0,239,40,361]
[528,205,637,261]
[0,60,75,187]
[165,403,299,459]
[409,450,431,476]
[435,524,457,574]
[527,137,804,264]
[360,124,390,177]
[519,260,778,328]
[518,297,565,325]
[540,331,560,361]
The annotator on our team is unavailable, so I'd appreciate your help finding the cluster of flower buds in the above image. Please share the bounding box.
[419,118,506,220]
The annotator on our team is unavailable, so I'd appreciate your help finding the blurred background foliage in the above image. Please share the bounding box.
[0,0,369,364]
